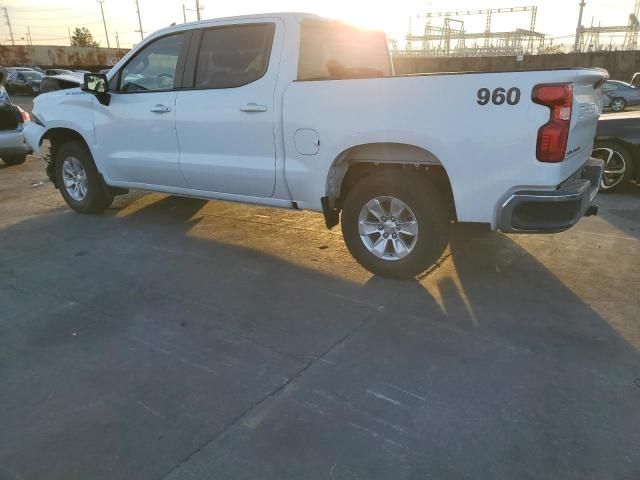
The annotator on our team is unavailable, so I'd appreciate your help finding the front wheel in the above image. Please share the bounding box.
[610,97,627,113]
[55,141,113,213]
[341,170,449,279]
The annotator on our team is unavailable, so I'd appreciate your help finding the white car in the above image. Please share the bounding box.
[25,12,606,278]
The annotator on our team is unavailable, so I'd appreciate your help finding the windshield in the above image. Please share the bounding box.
[298,20,392,81]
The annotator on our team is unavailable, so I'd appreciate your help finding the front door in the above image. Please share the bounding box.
[175,21,281,197]
[94,32,189,188]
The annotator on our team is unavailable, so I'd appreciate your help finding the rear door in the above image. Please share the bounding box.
[175,20,282,197]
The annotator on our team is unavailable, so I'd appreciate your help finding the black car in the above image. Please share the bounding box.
[593,111,640,192]
[44,68,73,76]
[6,70,44,96]
[40,72,82,94]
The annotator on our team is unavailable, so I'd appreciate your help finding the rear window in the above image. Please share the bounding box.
[195,23,275,89]
[298,20,392,81]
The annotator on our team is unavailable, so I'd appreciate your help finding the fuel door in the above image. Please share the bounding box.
[294,128,320,155]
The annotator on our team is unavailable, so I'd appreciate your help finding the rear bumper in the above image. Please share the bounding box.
[0,128,31,156]
[498,158,604,233]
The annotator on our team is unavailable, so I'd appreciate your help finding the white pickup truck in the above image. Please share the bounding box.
[25,12,606,278]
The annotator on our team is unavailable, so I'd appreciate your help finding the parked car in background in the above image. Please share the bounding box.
[6,67,38,74]
[0,70,31,165]
[40,72,82,94]
[592,111,640,191]
[45,68,73,76]
[6,70,45,96]
[599,80,640,113]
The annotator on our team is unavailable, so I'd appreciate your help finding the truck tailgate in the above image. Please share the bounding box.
[562,69,608,179]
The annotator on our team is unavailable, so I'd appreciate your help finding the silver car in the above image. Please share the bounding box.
[599,80,640,113]
[0,72,31,166]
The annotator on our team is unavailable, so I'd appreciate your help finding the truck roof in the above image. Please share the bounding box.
[149,12,326,40]
[145,12,388,45]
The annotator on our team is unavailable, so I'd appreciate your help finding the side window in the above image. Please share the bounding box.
[194,23,275,89]
[602,83,617,92]
[298,20,392,81]
[118,32,186,92]
[17,73,25,82]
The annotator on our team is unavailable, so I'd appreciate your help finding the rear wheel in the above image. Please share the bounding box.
[610,97,627,113]
[55,141,113,213]
[2,154,27,166]
[341,170,449,279]
[592,141,634,192]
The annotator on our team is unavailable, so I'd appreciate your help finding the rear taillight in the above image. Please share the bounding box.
[532,83,573,163]
[19,107,30,123]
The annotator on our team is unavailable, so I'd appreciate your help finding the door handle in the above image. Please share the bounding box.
[240,103,268,113]
[150,104,171,113]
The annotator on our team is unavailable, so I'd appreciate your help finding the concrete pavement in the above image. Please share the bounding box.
[1,149,639,479]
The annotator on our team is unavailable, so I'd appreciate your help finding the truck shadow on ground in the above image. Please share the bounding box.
[1,194,639,480]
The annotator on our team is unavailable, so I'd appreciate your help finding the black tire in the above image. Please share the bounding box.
[2,154,27,166]
[341,170,450,279]
[592,141,634,193]
[55,141,113,214]
[609,97,627,113]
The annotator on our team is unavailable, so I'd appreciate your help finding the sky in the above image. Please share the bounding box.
[0,0,635,49]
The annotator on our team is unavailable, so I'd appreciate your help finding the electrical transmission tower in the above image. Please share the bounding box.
[403,6,544,57]
[624,0,640,49]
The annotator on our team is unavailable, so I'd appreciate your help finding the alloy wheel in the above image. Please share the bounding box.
[358,196,419,261]
[592,147,627,190]
[62,156,88,201]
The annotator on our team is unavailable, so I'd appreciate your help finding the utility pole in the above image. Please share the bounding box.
[68,26,73,45]
[135,0,144,41]
[115,31,120,48]
[97,0,110,48]
[195,0,201,21]
[574,0,586,52]
[27,26,32,46]
[3,8,15,46]
[183,4,187,23]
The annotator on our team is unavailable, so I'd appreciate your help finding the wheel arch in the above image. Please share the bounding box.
[322,142,456,228]
[41,127,93,188]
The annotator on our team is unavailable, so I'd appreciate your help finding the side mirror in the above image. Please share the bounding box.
[82,73,110,106]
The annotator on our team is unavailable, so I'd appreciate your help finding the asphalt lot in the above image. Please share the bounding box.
[1,97,640,480]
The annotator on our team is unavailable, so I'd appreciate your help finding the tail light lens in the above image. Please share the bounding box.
[532,83,573,163]
[18,107,30,123]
